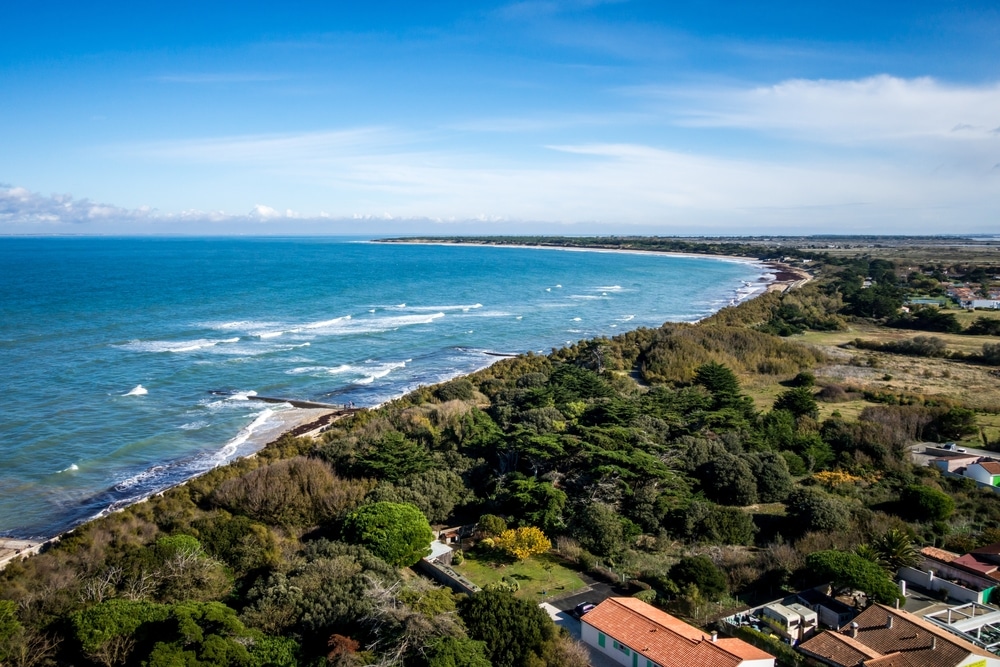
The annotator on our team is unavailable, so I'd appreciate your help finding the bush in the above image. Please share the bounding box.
[900,485,955,521]
[670,555,728,601]
[341,502,434,568]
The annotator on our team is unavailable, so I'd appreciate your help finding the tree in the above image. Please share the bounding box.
[928,407,978,442]
[696,454,758,506]
[694,361,741,398]
[773,388,819,420]
[488,527,552,561]
[341,501,433,568]
[669,555,728,601]
[785,487,848,533]
[806,550,902,605]
[72,599,169,667]
[677,502,757,546]
[899,485,955,521]
[354,431,432,484]
[419,636,492,667]
[506,478,567,532]
[747,452,793,502]
[459,590,555,667]
[477,514,508,538]
[571,502,625,559]
[871,529,919,572]
[144,601,256,667]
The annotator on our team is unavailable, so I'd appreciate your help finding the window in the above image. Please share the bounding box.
[613,640,630,655]
[598,632,605,648]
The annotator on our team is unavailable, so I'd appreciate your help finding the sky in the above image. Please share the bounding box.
[1,0,999,235]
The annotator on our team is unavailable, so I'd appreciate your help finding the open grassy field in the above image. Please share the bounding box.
[454,551,588,600]
[739,321,1000,442]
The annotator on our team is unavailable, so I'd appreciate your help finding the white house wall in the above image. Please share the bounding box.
[580,621,632,667]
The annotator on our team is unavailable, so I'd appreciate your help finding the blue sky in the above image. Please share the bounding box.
[1,1,999,234]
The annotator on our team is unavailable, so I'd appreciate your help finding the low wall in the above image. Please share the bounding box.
[414,559,481,595]
[898,566,991,604]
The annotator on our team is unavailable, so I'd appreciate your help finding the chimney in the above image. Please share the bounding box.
[887,616,894,629]
[851,622,859,638]
[711,632,718,643]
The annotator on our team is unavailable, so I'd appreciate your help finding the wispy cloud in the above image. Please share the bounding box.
[150,72,292,84]
[637,75,1000,145]
[126,127,398,163]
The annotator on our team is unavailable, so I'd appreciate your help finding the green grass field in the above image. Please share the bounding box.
[454,550,588,600]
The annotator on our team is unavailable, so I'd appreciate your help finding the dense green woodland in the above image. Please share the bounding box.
[3,244,1000,667]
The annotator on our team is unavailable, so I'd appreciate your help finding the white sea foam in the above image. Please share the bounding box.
[123,384,148,396]
[572,317,582,322]
[515,316,523,320]
[355,360,410,385]
[406,303,483,312]
[595,285,622,291]
[57,464,79,473]
[179,421,209,430]
[569,295,607,300]
[620,314,635,322]
[118,337,240,353]
[115,464,168,491]
[208,409,275,465]
[555,284,562,288]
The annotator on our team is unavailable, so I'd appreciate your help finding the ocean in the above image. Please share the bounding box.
[0,237,770,538]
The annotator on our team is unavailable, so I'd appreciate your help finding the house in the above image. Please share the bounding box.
[795,588,857,630]
[581,597,775,667]
[760,602,818,642]
[931,454,981,474]
[965,461,1000,487]
[897,546,998,604]
[798,603,1000,667]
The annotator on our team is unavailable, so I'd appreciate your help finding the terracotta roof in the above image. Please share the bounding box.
[582,598,774,667]
[975,461,1000,475]
[921,546,959,563]
[797,604,991,667]
[799,630,882,666]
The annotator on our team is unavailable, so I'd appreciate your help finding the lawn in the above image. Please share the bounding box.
[454,550,588,600]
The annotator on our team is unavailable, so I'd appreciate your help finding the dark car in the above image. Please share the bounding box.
[574,602,596,618]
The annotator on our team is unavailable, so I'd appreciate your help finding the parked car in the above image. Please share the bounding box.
[943,442,968,453]
[574,602,596,617]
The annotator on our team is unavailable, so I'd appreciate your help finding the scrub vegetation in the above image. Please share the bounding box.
[4,237,1000,666]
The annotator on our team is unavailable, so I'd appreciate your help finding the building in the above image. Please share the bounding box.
[581,597,775,667]
[795,588,857,630]
[965,462,1000,487]
[798,603,1000,667]
[931,454,982,474]
[897,546,999,604]
[760,602,817,642]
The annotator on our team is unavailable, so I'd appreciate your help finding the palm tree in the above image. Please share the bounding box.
[872,529,919,573]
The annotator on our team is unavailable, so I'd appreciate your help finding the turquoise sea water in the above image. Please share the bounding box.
[0,237,769,538]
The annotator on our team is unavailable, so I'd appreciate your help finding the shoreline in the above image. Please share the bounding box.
[1,241,805,569]
[0,406,348,570]
[373,238,765,265]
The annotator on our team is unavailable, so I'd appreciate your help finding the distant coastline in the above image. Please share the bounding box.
[374,236,812,293]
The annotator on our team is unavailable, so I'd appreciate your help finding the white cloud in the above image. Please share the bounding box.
[128,128,396,164]
[0,186,145,225]
[645,75,1000,145]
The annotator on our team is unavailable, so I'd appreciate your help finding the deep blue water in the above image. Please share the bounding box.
[0,237,769,538]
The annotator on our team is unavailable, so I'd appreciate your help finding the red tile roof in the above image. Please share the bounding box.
[975,461,1000,475]
[921,546,959,564]
[582,598,774,667]
[798,603,992,667]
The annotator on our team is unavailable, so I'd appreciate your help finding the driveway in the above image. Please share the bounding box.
[540,602,623,667]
